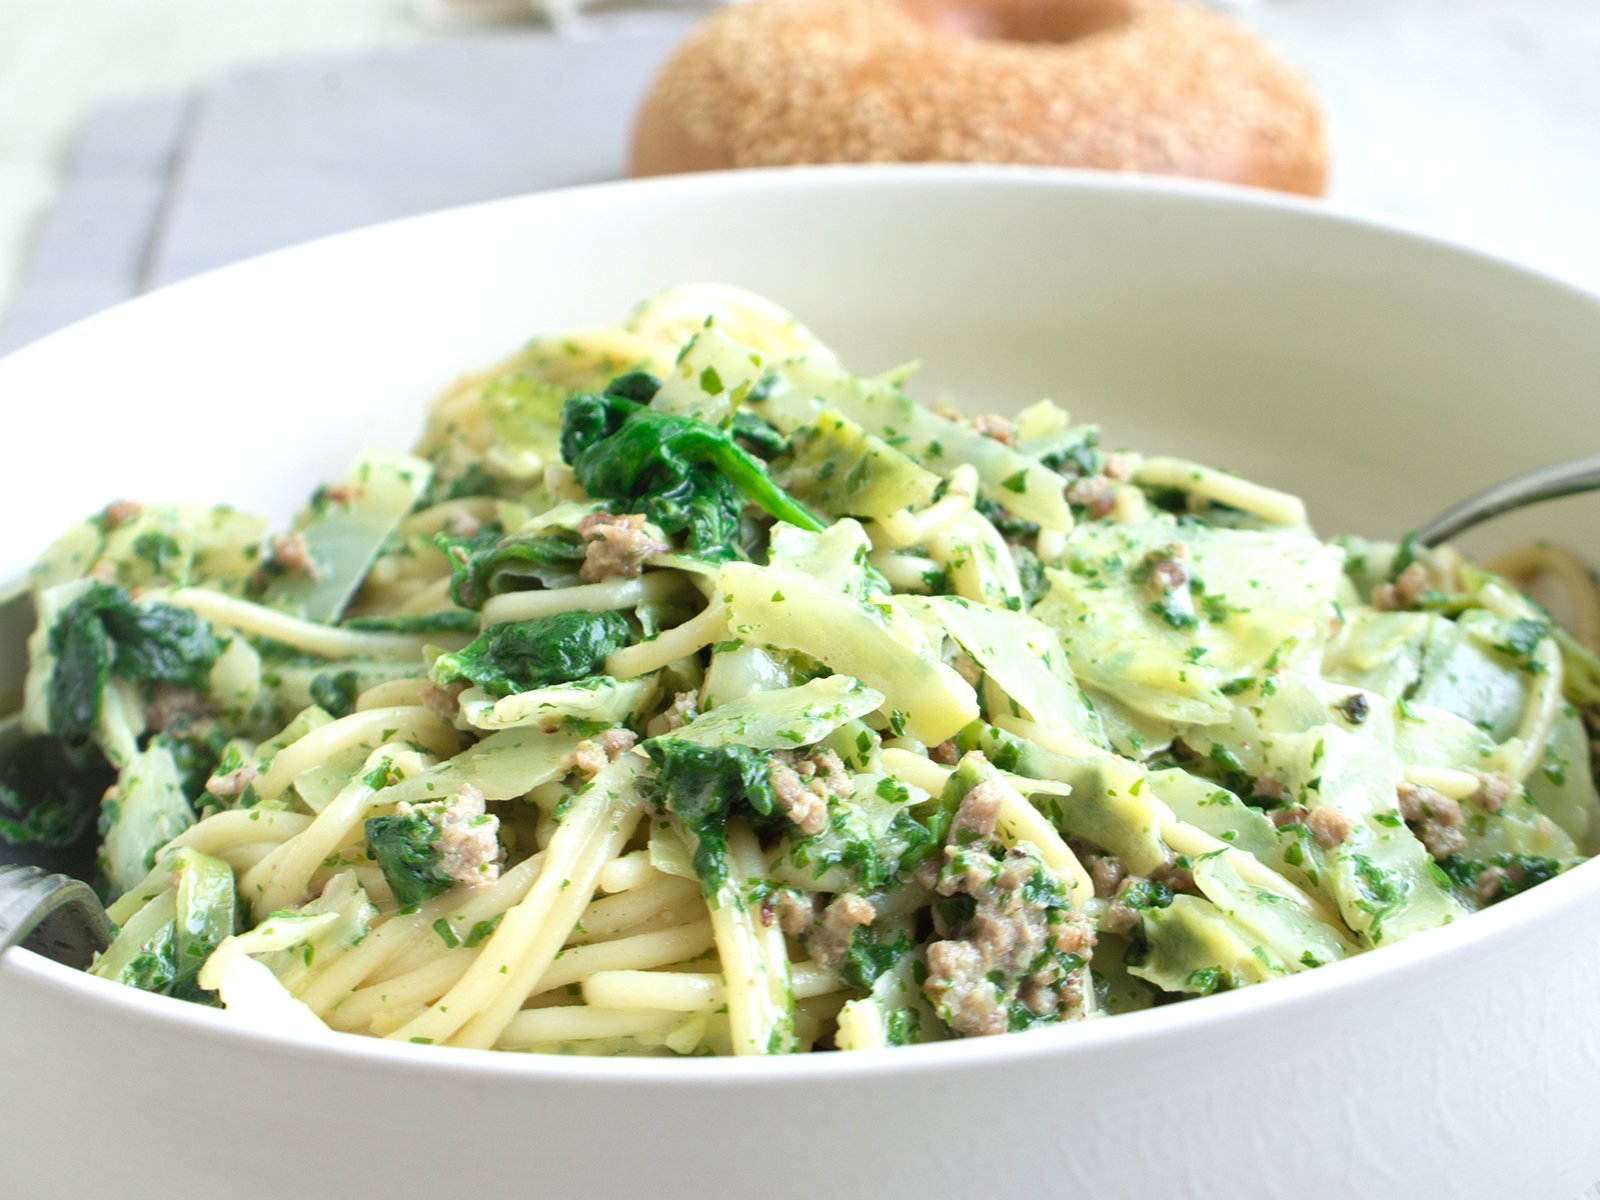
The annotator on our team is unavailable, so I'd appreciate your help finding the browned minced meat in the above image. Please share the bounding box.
[929,739,961,766]
[420,680,468,721]
[971,413,1014,444]
[1474,860,1545,903]
[1148,545,1191,592]
[924,940,1002,1035]
[791,748,851,796]
[1141,544,1196,622]
[1099,879,1145,936]
[1254,773,1290,805]
[768,758,827,836]
[768,748,850,837]
[1149,856,1196,896]
[920,839,1091,1038]
[1398,782,1467,859]
[1370,562,1430,612]
[205,764,259,799]
[1269,803,1310,830]
[571,728,639,775]
[576,512,668,584]
[1064,475,1116,520]
[950,775,1004,842]
[772,889,817,937]
[100,500,143,530]
[443,510,482,539]
[1102,451,1133,483]
[1100,857,1197,935]
[143,685,212,734]
[805,893,876,971]
[1470,770,1513,814]
[1069,841,1124,900]
[659,691,698,733]
[429,784,502,888]
[268,533,320,579]
[1306,805,1354,849]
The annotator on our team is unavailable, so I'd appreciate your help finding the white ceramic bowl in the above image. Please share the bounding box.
[3,168,1600,1200]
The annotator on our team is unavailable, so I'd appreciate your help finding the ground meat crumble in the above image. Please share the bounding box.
[767,748,850,838]
[576,512,667,584]
[571,728,639,774]
[427,783,502,888]
[1370,561,1430,612]
[916,754,1092,1037]
[266,532,320,580]
[1065,474,1117,519]
[920,840,1093,1036]
[804,893,876,971]
[971,413,1014,444]
[420,679,468,721]
[659,691,698,732]
[1398,781,1467,859]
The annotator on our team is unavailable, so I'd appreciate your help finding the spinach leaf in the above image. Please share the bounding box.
[365,806,457,907]
[730,409,789,460]
[431,610,631,698]
[839,926,915,991]
[47,583,221,745]
[434,530,585,610]
[642,739,775,895]
[308,670,362,718]
[560,383,823,561]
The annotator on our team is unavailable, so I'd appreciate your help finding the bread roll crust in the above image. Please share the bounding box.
[630,0,1326,196]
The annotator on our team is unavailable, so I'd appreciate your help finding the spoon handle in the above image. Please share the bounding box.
[0,864,114,969]
[1414,453,1600,547]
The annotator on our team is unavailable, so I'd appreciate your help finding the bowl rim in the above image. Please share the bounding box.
[6,161,1600,1082]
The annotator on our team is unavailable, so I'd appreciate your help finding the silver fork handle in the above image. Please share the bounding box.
[0,864,114,969]
[1413,453,1600,548]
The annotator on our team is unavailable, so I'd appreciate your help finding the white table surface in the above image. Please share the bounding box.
[2,0,1598,344]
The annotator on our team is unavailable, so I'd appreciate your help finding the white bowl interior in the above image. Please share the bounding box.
[4,167,1600,1199]
[7,166,1599,580]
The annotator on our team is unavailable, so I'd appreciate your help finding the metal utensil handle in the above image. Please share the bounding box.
[0,864,114,969]
[1413,453,1600,547]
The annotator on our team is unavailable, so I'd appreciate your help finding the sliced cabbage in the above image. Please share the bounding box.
[458,675,656,732]
[1190,851,1355,969]
[1034,519,1343,731]
[783,408,941,522]
[101,742,193,896]
[669,675,884,750]
[719,561,977,744]
[1127,894,1288,995]
[927,511,1025,611]
[766,518,881,600]
[834,932,945,1050]
[379,725,588,807]
[198,911,342,1037]
[747,355,1074,531]
[258,450,434,623]
[650,324,767,426]
[700,643,801,710]
[905,594,1106,749]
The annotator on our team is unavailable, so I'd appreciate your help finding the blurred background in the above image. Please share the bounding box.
[2,0,1597,352]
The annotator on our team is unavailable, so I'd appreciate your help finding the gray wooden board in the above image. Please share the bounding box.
[148,23,693,288]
